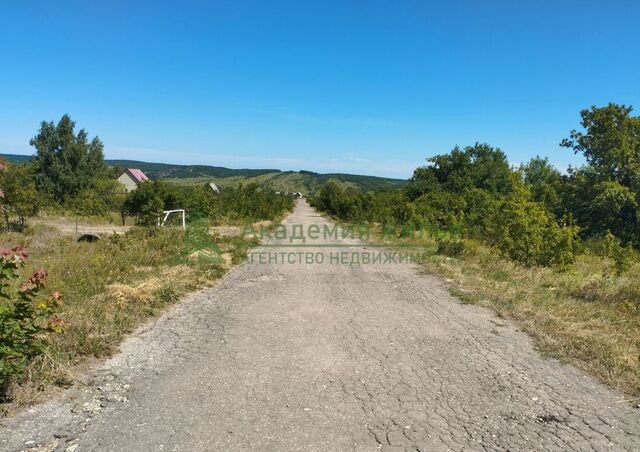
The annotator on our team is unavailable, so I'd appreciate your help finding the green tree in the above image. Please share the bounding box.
[405,166,439,200]
[560,104,640,243]
[30,115,108,203]
[69,179,125,218]
[561,103,640,190]
[406,143,515,200]
[520,156,562,213]
[589,181,638,243]
[314,179,346,216]
[122,181,165,226]
[0,162,39,230]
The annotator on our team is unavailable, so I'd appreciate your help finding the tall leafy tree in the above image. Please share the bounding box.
[561,104,640,243]
[30,115,108,203]
[406,143,515,200]
[561,103,640,190]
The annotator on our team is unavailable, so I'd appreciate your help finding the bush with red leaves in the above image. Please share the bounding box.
[0,246,64,397]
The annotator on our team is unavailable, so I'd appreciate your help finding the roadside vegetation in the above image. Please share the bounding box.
[0,115,293,411]
[312,103,640,395]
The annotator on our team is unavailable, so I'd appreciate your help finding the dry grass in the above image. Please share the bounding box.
[0,222,257,414]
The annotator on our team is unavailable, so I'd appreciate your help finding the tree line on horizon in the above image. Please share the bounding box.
[313,103,640,270]
[0,114,294,228]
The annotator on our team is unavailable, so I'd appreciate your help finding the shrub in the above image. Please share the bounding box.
[613,244,635,276]
[313,179,346,216]
[68,179,125,218]
[0,162,39,230]
[594,231,636,276]
[462,188,499,237]
[122,181,165,226]
[398,202,423,230]
[489,200,578,268]
[414,191,466,231]
[0,247,62,397]
[180,183,294,224]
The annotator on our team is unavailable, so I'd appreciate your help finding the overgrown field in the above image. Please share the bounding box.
[0,114,296,412]
[0,219,267,414]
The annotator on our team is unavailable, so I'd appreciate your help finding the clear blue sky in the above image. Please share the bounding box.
[1,1,638,178]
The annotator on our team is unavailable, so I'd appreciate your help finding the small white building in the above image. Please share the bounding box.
[117,168,149,192]
[206,182,220,193]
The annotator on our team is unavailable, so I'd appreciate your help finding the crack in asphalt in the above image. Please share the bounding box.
[1,199,639,451]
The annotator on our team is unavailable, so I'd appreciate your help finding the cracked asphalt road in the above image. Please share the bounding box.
[2,200,640,451]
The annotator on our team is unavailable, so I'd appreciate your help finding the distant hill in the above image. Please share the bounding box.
[0,153,31,164]
[106,159,279,179]
[0,153,407,194]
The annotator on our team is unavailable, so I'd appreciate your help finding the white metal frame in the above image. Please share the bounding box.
[158,209,186,230]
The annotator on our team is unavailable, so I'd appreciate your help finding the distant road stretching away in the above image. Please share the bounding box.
[2,200,639,451]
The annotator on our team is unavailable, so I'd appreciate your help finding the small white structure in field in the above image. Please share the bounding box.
[117,168,149,192]
[207,182,220,193]
[158,209,186,230]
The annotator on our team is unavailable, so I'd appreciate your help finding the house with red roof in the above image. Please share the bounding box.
[117,168,149,192]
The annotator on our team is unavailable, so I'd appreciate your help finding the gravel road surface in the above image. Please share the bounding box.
[2,200,639,451]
